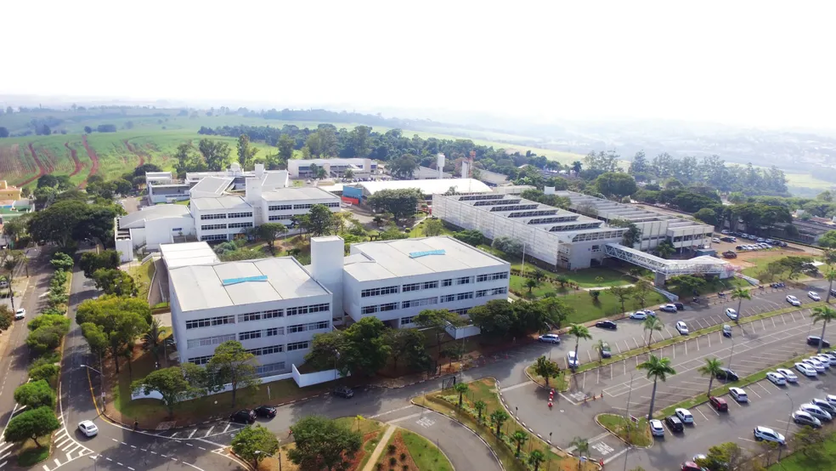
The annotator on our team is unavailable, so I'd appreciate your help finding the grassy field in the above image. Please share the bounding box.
[597,414,652,447]
[767,429,836,470]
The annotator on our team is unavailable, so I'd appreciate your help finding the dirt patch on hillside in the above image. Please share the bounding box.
[40,147,57,174]
[123,139,145,166]
[80,135,100,188]
[16,143,48,186]
[64,142,83,176]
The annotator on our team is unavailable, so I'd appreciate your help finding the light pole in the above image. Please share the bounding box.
[80,364,106,411]
[623,373,636,471]
[777,392,794,462]
[726,334,736,372]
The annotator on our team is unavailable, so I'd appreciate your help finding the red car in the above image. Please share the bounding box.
[709,396,728,412]
[681,462,706,471]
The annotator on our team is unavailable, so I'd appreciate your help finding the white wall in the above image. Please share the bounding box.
[116,238,133,263]
[145,215,195,249]
[444,323,481,339]
[292,364,345,387]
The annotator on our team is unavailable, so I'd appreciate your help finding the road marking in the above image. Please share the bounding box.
[708,334,711,347]
[791,312,797,321]
[188,429,197,439]
[170,432,179,438]
[738,437,759,444]
[54,459,61,467]
[685,340,688,356]
[223,423,231,434]
[501,382,532,392]
[695,407,709,421]
[204,426,214,437]
[634,337,640,349]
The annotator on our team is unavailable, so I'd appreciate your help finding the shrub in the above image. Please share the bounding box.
[28,363,59,383]
[400,452,407,461]
[389,457,397,466]
[388,444,397,454]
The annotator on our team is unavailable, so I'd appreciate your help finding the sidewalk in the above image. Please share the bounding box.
[362,424,395,471]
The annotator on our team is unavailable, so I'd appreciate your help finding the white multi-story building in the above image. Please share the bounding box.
[287,158,375,178]
[190,196,255,242]
[261,187,341,227]
[114,205,197,262]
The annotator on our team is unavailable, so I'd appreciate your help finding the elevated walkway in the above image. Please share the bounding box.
[605,243,736,283]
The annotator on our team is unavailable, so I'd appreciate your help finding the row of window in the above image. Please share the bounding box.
[229,222,254,229]
[188,341,310,365]
[186,333,236,349]
[362,288,506,314]
[361,302,398,314]
[268,204,293,211]
[185,315,236,330]
[401,297,437,309]
[247,345,283,356]
[268,215,291,221]
[361,273,507,299]
[403,281,438,292]
[202,224,227,231]
[287,340,310,351]
[227,212,253,219]
[185,304,329,331]
[287,303,330,316]
[287,321,329,333]
[201,213,227,220]
[476,287,508,297]
[257,362,286,376]
[201,234,227,241]
[238,309,283,323]
[361,285,400,298]
[476,272,509,282]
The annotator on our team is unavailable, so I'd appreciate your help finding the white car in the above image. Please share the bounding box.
[786,295,801,306]
[78,420,98,437]
[808,291,822,301]
[675,408,694,424]
[811,398,836,415]
[804,358,826,373]
[800,403,832,422]
[753,426,785,445]
[796,362,818,377]
[649,419,665,437]
[826,395,836,408]
[712,238,721,243]
[777,368,798,383]
[675,321,689,335]
[14,308,25,320]
[729,387,749,403]
[538,334,560,344]
[725,308,738,321]
[629,311,648,320]
[815,354,835,367]
[792,411,822,428]
[766,371,786,385]
[567,351,579,369]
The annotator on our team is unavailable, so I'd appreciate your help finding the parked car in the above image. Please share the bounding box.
[716,368,739,381]
[795,362,818,377]
[712,237,721,243]
[665,415,684,432]
[766,371,786,386]
[660,304,678,313]
[709,396,728,412]
[753,426,785,445]
[14,308,25,320]
[722,251,737,259]
[792,411,821,428]
[675,408,694,424]
[643,309,656,317]
[681,462,704,471]
[78,420,98,437]
[230,410,256,424]
[333,386,355,398]
[803,358,826,373]
[674,302,685,310]
[777,368,798,383]
[723,325,733,337]
[825,395,836,408]
[538,334,561,344]
[808,291,822,301]
[807,336,831,348]
[254,405,276,418]
[729,387,749,403]
[649,419,665,437]
[725,308,738,321]
[630,311,648,320]
[815,354,836,367]
[599,342,612,358]
[595,320,617,330]
[676,321,689,335]
[567,351,579,369]
[786,295,801,306]
[811,398,836,415]
[800,403,832,422]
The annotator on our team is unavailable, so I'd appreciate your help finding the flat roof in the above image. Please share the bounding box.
[415,167,452,178]
[160,242,220,269]
[190,195,251,211]
[356,178,491,195]
[169,257,329,311]
[190,176,233,196]
[261,186,339,202]
[118,205,191,229]
[344,236,508,282]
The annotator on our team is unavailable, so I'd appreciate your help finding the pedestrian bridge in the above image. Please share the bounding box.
[605,243,736,278]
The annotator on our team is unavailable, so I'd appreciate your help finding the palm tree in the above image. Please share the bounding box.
[490,410,509,437]
[811,306,836,353]
[698,357,724,398]
[142,318,170,367]
[474,400,487,422]
[637,355,677,420]
[595,339,606,364]
[567,324,592,370]
[643,316,663,346]
[1,250,26,312]
[511,430,529,457]
[528,450,546,471]
[730,287,751,323]
[826,268,836,303]
[569,436,589,469]
[454,382,469,407]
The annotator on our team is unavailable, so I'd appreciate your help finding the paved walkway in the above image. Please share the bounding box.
[362,424,395,471]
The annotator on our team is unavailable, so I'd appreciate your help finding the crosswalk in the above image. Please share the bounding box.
[0,439,13,468]
[39,417,93,471]
[153,421,247,443]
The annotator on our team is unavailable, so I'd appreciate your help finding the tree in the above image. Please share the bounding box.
[643,316,663,346]
[288,416,362,471]
[698,442,746,471]
[50,252,73,271]
[236,134,257,169]
[469,300,517,339]
[131,364,205,417]
[595,172,637,198]
[454,382,469,407]
[307,204,336,236]
[569,436,589,467]
[390,154,418,179]
[669,274,705,296]
[532,356,561,387]
[77,296,151,373]
[367,189,422,223]
[3,407,60,448]
[383,328,425,372]
[92,268,137,296]
[694,208,719,226]
[698,357,723,397]
[206,341,260,408]
[340,317,391,376]
[453,229,484,247]
[255,222,287,254]
[305,330,346,374]
[13,380,55,409]
[0,306,11,332]
[423,218,444,236]
[198,139,232,171]
[609,286,633,313]
[142,318,169,366]
[730,287,751,323]
[637,355,676,420]
[28,201,121,249]
[528,450,546,471]
[567,324,592,370]
[490,410,509,437]
[415,309,460,366]
[346,125,372,158]
[539,297,573,329]
[27,314,69,332]
[231,425,279,469]
[2,250,26,312]
[631,281,652,308]
[277,134,295,162]
[492,236,523,256]
[172,142,206,178]
[28,363,59,384]
[525,277,538,294]
[826,268,836,303]
[26,322,69,353]
[84,126,93,134]
[792,424,826,459]
[811,305,836,353]
[511,430,529,457]
[474,400,487,422]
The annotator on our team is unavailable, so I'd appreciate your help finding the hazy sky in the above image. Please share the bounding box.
[4,1,835,129]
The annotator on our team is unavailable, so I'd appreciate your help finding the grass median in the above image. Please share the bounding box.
[573,302,823,375]
[596,414,652,447]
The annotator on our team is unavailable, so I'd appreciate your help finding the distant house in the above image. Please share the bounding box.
[413,166,452,180]
[474,169,509,187]
[0,181,22,201]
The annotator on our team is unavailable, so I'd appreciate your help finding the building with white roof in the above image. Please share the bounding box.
[148,164,289,204]
[260,187,341,227]
[114,205,196,262]
[189,195,255,242]
[287,158,375,178]
[342,178,491,204]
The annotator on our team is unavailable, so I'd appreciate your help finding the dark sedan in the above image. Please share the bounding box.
[665,415,684,433]
[716,368,739,382]
[254,405,276,418]
[808,336,831,348]
[595,321,617,330]
[230,409,256,424]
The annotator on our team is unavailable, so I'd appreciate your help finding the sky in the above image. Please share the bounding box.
[3,1,836,130]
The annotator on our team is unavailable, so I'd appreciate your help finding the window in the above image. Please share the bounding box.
[379,302,398,312]
[187,334,236,349]
[422,281,438,289]
[402,297,438,308]
[288,321,329,333]
[361,286,399,298]
[456,276,472,285]
[287,341,310,352]
[200,234,227,241]
[476,272,509,282]
[171,227,183,232]
[441,294,456,303]
[201,224,227,231]
[212,315,236,326]
[268,204,293,211]
[450,308,470,315]
[293,204,313,210]
[238,312,262,323]
[326,202,341,208]
[442,279,453,287]
[188,355,213,365]
[186,315,235,330]
[200,213,226,220]
[247,345,283,356]
[263,309,283,319]
[239,330,262,341]
[402,283,421,292]
[268,215,290,221]
[229,222,254,229]
[287,303,329,316]
[265,327,282,337]
[457,292,474,301]
[401,316,415,325]
[227,212,253,219]
[475,289,490,298]
[491,287,508,295]
[257,362,287,376]
[362,305,379,314]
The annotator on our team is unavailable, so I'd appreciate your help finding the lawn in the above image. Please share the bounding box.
[597,414,652,447]
[767,428,836,470]
[741,254,789,278]
[17,436,51,466]
[400,429,454,471]
[127,259,156,302]
[559,290,667,324]
[665,276,749,298]
[525,364,570,391]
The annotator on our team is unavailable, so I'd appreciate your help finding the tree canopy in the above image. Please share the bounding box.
[368,189,422,223]
[231,425,280,468]
[132,364,206,417]
[13,380,56,410]
[287,416,362,471]
[3,407,60,447]
[205,341,260,407]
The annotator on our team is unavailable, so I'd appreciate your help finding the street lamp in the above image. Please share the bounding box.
[726,333,736,372]
[777,392,794,462]
[623,372,636,471]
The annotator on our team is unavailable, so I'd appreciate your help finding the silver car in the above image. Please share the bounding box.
[800,403,832,422]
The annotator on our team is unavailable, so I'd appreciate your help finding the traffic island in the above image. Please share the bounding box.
[595,414,652,448]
